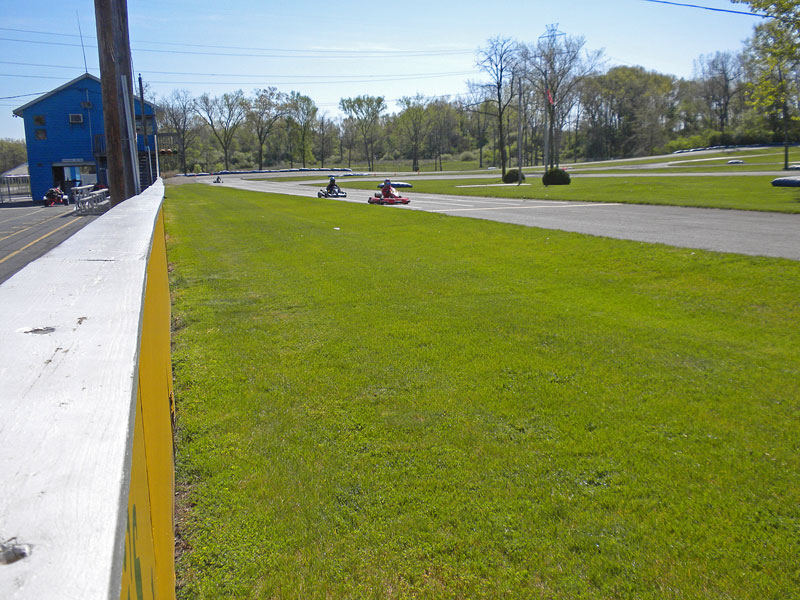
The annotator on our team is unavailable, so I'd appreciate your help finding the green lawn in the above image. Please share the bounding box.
[569,166,788,174]
[167,184,800,599]
[336,175,800,213]
[565,146,800,169]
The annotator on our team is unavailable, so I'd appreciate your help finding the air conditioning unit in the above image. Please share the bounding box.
[69,113,84,124]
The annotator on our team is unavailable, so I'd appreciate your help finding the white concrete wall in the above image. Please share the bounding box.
[0,180,170,599]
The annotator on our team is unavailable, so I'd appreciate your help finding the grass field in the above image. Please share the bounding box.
[166,184,799,599]
[335,175,800,213]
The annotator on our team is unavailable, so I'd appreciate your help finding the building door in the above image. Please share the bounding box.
[51,166,66,190]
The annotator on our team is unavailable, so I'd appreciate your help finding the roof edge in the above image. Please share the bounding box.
[12,73,157,117]
[13,74,102,117]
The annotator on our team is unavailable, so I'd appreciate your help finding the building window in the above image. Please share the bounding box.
[35,129,47,140]
[34,115,46,126]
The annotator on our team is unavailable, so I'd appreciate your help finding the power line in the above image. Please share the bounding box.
[0,28,473,57]
[141,75,474,86]
[640,0,770,18]
[0,74,69,80]
[0,27,81,38]
[0,71,478,86]
[0,68,477,85]
[0,36,466,59]
[0,61,474,80]
[0,91,48,100]
[0,60,97,69]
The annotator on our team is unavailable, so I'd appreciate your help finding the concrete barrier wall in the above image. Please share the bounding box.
[0,179,175,599]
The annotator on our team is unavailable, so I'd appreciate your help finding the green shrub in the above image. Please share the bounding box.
[192,164,203,174]
[460,151,476,162]
[502,168,525,183]
[542,168,571,186]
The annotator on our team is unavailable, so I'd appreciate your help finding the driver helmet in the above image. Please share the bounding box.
[330,176,335,182]
[384,178,391,185]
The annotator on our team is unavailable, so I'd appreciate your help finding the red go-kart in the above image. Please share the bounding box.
[44,187,68,206]
[368,186,410,205]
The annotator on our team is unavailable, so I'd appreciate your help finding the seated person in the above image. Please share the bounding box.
[381,178,396,197]
[326,177,338,193]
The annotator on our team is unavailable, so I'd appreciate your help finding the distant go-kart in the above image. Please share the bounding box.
[318,186,347,198]
[368,186,410,205]
[44,187,68,206]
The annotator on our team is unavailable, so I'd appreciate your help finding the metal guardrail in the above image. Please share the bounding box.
[0,176,31,203]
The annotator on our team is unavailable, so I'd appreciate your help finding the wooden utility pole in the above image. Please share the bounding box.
[95,0,139,206]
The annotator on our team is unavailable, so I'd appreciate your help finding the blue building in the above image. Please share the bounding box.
[13,73,158,202]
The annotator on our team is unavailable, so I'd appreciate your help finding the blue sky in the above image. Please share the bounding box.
[1,0,762,140]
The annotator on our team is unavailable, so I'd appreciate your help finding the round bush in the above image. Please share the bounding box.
[502,168,526,183]
[460,151,476,162]
[542,168,571,186]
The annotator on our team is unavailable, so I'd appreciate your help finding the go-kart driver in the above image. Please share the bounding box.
[326,176,338,194]
[381,178,396,198]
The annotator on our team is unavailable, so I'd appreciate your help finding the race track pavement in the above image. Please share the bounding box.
[189,175,800,262]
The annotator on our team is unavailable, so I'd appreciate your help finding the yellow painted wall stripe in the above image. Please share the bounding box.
[120,207,175,599]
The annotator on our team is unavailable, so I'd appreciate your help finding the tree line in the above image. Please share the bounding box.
[157,6,800,176]
[6,2,792,177]
[0,138,27,175]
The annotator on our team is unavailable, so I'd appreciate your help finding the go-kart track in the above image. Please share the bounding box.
[196,173,800,262]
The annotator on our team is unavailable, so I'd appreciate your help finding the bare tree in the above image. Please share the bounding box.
[462,82,493,168]
[282,117,299,167]
[195,90,248,171]
[248,87,287,170]
[426,98,458,171]
[696,51,744,133]
[520,28,602,171]
[287,91,318,167]
[316,114,338,168]
[397,94,431,171]
[159,89,199,174]
[477,36,519,176]
[339,95,386,170]
[340,117,358,168]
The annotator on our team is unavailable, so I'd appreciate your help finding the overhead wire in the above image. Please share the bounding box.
[0,60,476,81]
[0,28,473,58]
[639,0,770,19]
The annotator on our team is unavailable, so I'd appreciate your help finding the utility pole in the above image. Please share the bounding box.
[94,0,139,206]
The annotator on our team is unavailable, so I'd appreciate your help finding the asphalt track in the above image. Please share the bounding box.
[195,174,800,262]
[0,202,97,284]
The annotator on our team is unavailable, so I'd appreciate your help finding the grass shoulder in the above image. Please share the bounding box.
[166,184,800,599]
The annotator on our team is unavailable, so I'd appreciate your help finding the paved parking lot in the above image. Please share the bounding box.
[0,202,96,284]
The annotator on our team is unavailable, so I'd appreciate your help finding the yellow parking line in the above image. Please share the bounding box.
[0,207,47,226]
[0,218,81,265]
[0,212,66,242]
